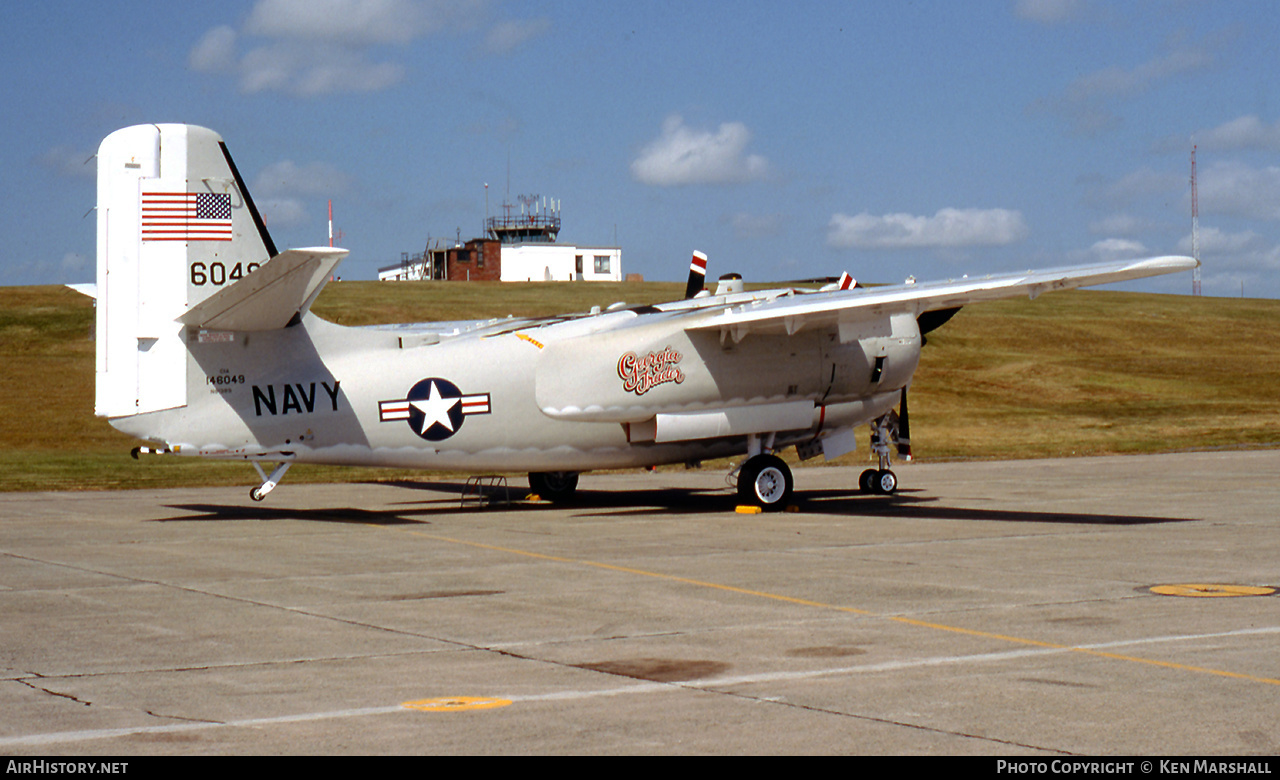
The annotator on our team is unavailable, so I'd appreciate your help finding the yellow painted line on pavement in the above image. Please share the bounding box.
[402,696,512,712]
[389,528,1280,689]
[1150,583,1276,598]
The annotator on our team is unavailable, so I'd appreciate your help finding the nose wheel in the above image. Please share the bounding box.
[859,468,898,495]
[861,410,903,495]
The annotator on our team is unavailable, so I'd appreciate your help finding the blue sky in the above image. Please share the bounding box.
[8,0,1280,297]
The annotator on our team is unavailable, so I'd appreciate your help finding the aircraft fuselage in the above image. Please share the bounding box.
[110,307,921,473]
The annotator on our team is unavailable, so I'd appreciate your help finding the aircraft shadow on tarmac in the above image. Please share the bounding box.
[153,503,435,525]
[151,480,1197,526]
[793,489,1196,525]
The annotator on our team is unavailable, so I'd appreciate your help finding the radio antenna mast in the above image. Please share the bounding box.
[1191,145,1201,296]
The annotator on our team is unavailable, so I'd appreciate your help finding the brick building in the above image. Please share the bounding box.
[378,199,621,283]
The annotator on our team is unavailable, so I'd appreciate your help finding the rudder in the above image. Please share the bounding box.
[95,124,275,418]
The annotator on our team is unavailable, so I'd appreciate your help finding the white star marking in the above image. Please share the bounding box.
[410,381,460,435]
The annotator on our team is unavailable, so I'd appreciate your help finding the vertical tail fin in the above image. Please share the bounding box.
[96,124,276,418]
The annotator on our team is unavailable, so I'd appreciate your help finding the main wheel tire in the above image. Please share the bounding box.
[874,469,898,495]
[737,454,793,511]
[529,471,580,502]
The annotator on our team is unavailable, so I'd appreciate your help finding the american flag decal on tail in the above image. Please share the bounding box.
[141,192,233,242]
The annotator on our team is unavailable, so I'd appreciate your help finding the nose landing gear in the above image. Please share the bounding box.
[862,397,908,495]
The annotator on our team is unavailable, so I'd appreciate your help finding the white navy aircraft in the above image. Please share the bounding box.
[90,124,1196,510]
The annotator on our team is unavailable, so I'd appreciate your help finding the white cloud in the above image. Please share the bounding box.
[483,18,551,54]
[189,25,238,72]
[1037,38,1217,135]
[1177,226,1268,256]
[244,0,470,45]
[1065,237,1153,266]
[1196,115,1280,151]
[241,42,405,95]
[1069,48,1212,103]
[1088,237,1148,261]
[1094,167,1184,210]
[1088,213,1154,236]
[631,115,769,186]
[826,208,1029,249]
[16,252,92,285]
[1174,227,1280,285]
[60,252,91,278]
[1156,115,1280,154]
[248,159,352,230]
[1198,161,1280,221]
[189,19,409,96]
[1013,0,1086,24]
[252,160,352,198]
[258,197,310,229]
[725,212,784,239]
[37,145,95,179]
[190,0,492,97]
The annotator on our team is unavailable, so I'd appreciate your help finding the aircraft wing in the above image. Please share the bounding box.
[684,255,1197,341]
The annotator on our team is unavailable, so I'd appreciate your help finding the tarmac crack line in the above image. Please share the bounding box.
[697,685,1074,756]
[482,659,1075,754]
[0,550,512,657]
[15,678,91,707]
[391,527,1280,689]
[4,626,1276,750]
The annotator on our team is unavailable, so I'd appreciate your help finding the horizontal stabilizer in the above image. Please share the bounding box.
[178,247,348,331]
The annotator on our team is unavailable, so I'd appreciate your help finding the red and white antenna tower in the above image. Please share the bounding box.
[326,199,344,247]
[1191,145,1201,296]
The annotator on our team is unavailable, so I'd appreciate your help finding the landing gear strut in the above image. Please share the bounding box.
[861,407,904,495]
[250,462,291,502]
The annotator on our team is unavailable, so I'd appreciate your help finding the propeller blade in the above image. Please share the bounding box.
[685,251,708,299]
[917,306,962,336]
[897,387,912,459]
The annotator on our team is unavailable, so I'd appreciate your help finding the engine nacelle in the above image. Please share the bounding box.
[534,310,920,444]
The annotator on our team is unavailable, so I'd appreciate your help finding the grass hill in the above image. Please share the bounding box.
[3,281,1278,491]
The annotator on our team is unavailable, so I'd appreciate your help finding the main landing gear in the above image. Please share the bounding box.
[734,433,794,512]
[737,453,794,511]
[528,471,580,503]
